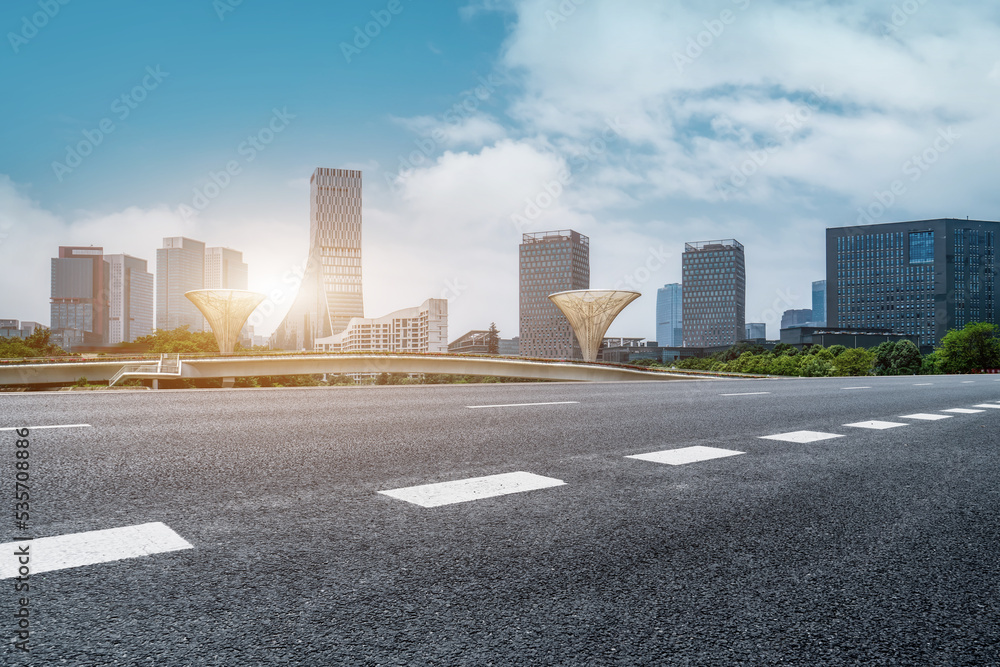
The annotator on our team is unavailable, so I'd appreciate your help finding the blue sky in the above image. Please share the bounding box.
[3,0,1000,341]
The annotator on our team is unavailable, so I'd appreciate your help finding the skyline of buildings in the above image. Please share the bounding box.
[9,194,1000,359]
[681,239,746,347]
[518,229,590,359]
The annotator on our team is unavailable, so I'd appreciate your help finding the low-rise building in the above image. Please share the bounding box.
[315,298,447,353]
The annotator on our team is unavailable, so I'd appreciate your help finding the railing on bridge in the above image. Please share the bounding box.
[108,354,182,387]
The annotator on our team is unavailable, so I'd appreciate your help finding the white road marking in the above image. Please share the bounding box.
[973,404,1000,409]
[942,408,985,414]
[843,420,908,430]
[900,413,952,421]
[719,392,771,396]
[379,471,565,508]
[913,383,933,386]
[0,424,92,432]
[759,430,845,443]
[627,446,744,466]
[841,386,871,390]
[466,401,579,409]
[0,522,192,579]
[961,381,975,384]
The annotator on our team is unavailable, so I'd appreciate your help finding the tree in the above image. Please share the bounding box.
[832,347,874,376]
[870,341,896,376]
[772,342,799,357]
[486,322,500,355]
[888,340,922,375]
[718,340,765,362]
[133,326,219,354]
[938,322,1000,374]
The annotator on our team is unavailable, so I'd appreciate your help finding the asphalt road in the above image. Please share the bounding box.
[2,375,1000,665]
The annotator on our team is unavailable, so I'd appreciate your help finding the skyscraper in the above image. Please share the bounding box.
[156,237,205,331]
[826,218,1000,347]
[204,247,248,290]
[50,246,109,351]
[656,283,683,346]
[681,239,746,347]
[106,254,153,344]
[519,230,590,359]
[812,280,827,326]
[272,168,364,350]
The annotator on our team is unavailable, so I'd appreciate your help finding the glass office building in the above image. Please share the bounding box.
[519,230,590,359]
[811,280,827,326]
[826,218,1000,348]
[681,239,746,347]
[656,283,683,347]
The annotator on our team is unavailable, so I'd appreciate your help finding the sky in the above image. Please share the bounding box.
[2,0,999,342]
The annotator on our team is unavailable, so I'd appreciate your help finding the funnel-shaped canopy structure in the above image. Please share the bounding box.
[185,289,266,355]
[548,289,641,363]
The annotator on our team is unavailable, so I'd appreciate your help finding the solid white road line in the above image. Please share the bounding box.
[0,424,92,432]
[466,401,579,409]
[841,386,871,390]
[719,392,771,396]
[942,408,985,414]
[379,471,565,508]
[900,413,952,421]
[843,420,908,430]
[627,446,744,466]
[0,522,192,579]
[759,430,845,443]
[973,404,1000,409]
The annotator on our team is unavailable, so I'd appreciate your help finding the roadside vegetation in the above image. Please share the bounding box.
[648,322,1000,377]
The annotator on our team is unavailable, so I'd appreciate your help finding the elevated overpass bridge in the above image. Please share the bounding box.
[0,353,706,388]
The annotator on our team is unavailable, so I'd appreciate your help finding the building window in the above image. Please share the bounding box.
[909,231,934,264]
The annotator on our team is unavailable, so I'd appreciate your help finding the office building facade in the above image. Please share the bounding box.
[781,308,813,329]
[681,239,746,347]
[0,320,43,339]
[518,230,590,359]
[315,298,447,353]
[204,247,248,290]
[156,237,206,332]
[826,218,1000,348]
[811,280,827,326]
[106,254,154,344]
[273,168,364,350]
[656,283,683,347]
[50,246,109,351]
[745,322,766,340]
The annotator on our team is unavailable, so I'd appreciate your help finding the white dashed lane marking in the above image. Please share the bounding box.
[759,431,845,443]
[0,522,192,579]
[466,401,579,409]
[841,386,871,390]
[843,420,909,430]
[900,413,952,421]
[913,383,933,386]
[719,392,771,396]
[627,446,744,466]
[0,424,92,432]
[973,404,1000,409]
[942,408,985,414]
[379,472,565,508]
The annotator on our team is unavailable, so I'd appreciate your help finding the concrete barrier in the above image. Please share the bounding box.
[0,354,704,386]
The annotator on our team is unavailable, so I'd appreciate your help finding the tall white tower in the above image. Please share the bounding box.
[272,168,364,350]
